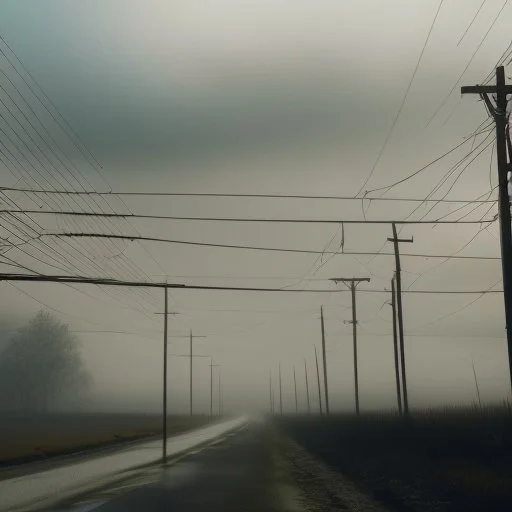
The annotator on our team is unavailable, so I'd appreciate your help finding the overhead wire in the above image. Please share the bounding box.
[409,277,502,332]
[0,49,160,310]
[2,209,497,224]
[0,43,159,296]
[457,0,489,46]
[356,0,445,196]
[0,186,498,204]
[0,39,169,294]
[412,132,496,222]
[427,0,509,126]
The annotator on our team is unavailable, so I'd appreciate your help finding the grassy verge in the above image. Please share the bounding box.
[277,405,512,512]
[0,413,212,467]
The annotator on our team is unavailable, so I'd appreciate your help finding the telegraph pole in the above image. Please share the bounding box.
[314,346,323,415]
[160,292,179,461]
[320,306,330,414]
[293,366,298,413]
[388,223,413,414]
[209,359,220,420]
[279,362,283,415]
[162,287,168,461]
[185,331,207,416]
[461,67,512,395]
[330,277,371,415]
[304,359,311,414]
[218,371,221,416]
[189,330,193,416]
[269,369,274,413]
[390,276,403,414]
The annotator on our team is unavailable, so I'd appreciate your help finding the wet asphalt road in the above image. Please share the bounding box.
[54,422,301,512]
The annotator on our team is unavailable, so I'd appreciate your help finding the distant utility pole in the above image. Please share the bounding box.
[279,362,283,415]
[190,330,193,416]
[293,366,298,413]
[269,370,274,413]
[218,371,222,416]
[314,346,323,415]
[187,330,207,416]
[209,359,220,420]
[304,359,311,414]
[320,307,330,415]
[387,223,413,414]
[462,67,512,396]
[472,359,482,408]
[330,277,371,415]
[390,276,403,414]
[272,382,276,416]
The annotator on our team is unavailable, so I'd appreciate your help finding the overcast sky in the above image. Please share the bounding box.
[0,0,510,414]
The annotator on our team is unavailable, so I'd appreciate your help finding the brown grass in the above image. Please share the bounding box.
[0,413,211,465]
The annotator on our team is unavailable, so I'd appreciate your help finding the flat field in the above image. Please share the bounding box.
[278,407,512,512]
[0,413,210,466]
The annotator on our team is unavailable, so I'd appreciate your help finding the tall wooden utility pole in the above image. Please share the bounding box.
[162,287,168,461]
[390,276,403,414]
[314,346,323,415]
[387,224,413,414]
[293,366,298,413]
[462,67,512,394]
[330,277,371,415]
[320,307,330,414]
[160,293,179,461]
[279,362,283,415]
[304,359,311,414]
[189,330,193,416]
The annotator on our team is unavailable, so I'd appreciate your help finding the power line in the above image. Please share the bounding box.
[356,0,445,195]
[0,40,161,307]
[427,0,509,125]
[0,36,103,174]
[45,233,499,260]
[0,186,496,204]
[405,131,496,222]
[2,210,496,224]
[0,272,503,295]
[6,281,116,327]
[457,0,489,46]
[364,136,473,196]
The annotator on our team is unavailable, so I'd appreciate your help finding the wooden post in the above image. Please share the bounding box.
[391,277,403,414]
[388,224,412,414]
[320,307,329,414]
[304,359,311,414]
[314,346,323,415]
[162,287,168,460]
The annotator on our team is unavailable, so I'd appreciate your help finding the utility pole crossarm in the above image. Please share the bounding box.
[387,237,413,243]
[330,278,370,284]
[461,85,512,94]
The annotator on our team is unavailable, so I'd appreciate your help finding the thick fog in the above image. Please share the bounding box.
[0,0,510,414]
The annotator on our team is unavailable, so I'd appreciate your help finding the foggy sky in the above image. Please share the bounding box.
[0,0,510,414]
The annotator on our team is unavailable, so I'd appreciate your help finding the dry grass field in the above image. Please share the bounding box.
[0,413,211,466]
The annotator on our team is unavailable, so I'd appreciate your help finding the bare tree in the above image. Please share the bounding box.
[0,311,91,412]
